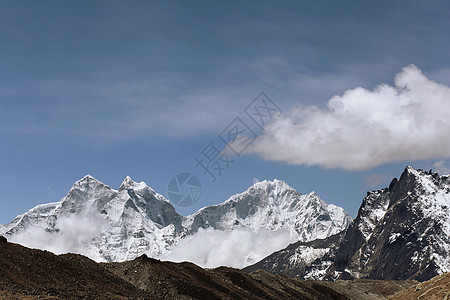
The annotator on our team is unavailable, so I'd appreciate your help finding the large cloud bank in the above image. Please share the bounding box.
[8,211,291,268]
[163,228,291,269]
[248,65,450,170]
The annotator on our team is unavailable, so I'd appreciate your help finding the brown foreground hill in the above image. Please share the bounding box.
[388,272,450,300]
[0,236,429,299]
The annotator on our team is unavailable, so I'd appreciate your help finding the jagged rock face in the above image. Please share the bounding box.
[246,166,450,282]
[1,177,351,264]
[328,188,392,279]
[330,166,450,281]
[119,177,183,232]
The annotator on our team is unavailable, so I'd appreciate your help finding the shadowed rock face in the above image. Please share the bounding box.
[246,166,450,282]
[0,238,416,300]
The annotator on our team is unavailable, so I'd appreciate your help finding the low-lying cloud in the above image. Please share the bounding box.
[162,227,292,269]
[248,65,450,170]
[9,207,109,260]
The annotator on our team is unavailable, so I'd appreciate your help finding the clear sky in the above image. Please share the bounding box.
[2,0,450,223]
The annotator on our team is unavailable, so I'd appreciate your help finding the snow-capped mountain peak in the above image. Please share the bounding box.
[119,176,147,191]
[251,179,291,192]
[118,176,169,203]
[226,179,295,205]
[186,179,351,243]
[71,174,107,190]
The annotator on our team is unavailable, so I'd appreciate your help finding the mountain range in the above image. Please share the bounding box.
[0,176,351,267]
[2,166,449,283]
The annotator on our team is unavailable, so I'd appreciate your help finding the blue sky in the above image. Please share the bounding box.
[2,0,450,223]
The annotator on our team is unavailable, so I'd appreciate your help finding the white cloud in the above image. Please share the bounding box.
[252,177,260,184]
[9,207,109,260]
[247,65,450,170]
[162,227,291,269]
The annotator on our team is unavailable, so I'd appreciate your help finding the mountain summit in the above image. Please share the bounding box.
[329,166,450,281]
[185,179,351,242]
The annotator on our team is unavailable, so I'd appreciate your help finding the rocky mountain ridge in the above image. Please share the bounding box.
[245,166,450,282]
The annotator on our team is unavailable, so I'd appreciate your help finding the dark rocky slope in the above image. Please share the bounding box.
[0,235,148,299]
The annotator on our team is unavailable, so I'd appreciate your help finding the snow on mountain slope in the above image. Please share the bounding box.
[3,175,183,262]
[1,176,351,267]
[185,179,351,243]
[406,167,450,274]
[357,189,390,240]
